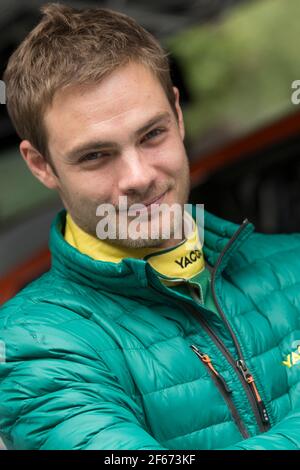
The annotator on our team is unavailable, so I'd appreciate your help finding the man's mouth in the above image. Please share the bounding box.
[142,190,168,208]
[135,190,168,214]
[117,190,169,215]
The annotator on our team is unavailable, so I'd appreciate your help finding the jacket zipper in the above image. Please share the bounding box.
[149,218,271,434]
[186,219,270,433]
[190,344,249,439]
[236,359,270,426]
[186,298,270,433]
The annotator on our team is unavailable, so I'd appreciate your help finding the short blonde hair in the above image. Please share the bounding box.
[4,3,176,160]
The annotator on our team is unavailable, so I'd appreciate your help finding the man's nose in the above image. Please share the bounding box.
[117,147,156,195]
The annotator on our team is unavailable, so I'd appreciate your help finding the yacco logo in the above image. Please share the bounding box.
[282,340,300,368]
[0,80,6,105]
[0,341,6,363]
[174,249,202,269]
[96,199,204,249]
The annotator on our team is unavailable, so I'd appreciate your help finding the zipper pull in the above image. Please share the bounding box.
[236,359,270,425]
[191,345,231,393]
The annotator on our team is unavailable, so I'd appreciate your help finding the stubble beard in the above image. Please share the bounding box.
[63,160,191,250]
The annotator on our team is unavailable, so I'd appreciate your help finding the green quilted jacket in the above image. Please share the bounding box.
[0,208,300,450]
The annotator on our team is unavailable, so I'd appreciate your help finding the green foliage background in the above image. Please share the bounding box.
[167,0,300,142]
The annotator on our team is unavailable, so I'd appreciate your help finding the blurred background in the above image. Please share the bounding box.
[1,0,300,306]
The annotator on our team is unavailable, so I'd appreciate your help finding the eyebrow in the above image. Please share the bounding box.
[65,111,171,160]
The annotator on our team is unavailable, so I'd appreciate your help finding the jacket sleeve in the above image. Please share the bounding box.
[225,409,300,450]
[0,314,167,450]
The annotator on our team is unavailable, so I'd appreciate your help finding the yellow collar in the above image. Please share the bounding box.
[144,218,204,280]
[64,212,205,280]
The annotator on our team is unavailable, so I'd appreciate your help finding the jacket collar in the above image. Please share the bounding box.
[49,207,254,297]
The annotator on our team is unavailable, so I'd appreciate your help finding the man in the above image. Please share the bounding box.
[0,3,300,451]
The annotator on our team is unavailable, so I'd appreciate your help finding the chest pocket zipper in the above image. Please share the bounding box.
[191,344,250,439]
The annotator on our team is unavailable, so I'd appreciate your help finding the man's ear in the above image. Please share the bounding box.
[173,86,185,140]
[19,140,59,190]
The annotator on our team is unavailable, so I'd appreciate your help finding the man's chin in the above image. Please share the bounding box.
[107,236,167,250]
[94,199,187,248]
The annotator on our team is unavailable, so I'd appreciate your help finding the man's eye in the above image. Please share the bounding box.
[80,152,110,162]
[141,128,165,143]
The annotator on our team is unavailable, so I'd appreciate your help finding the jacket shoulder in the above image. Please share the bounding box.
[236,231,300,267]
[225,231,300,300]
[0,269,116,357]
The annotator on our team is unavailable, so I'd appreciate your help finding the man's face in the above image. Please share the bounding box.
[31,61,190,248]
